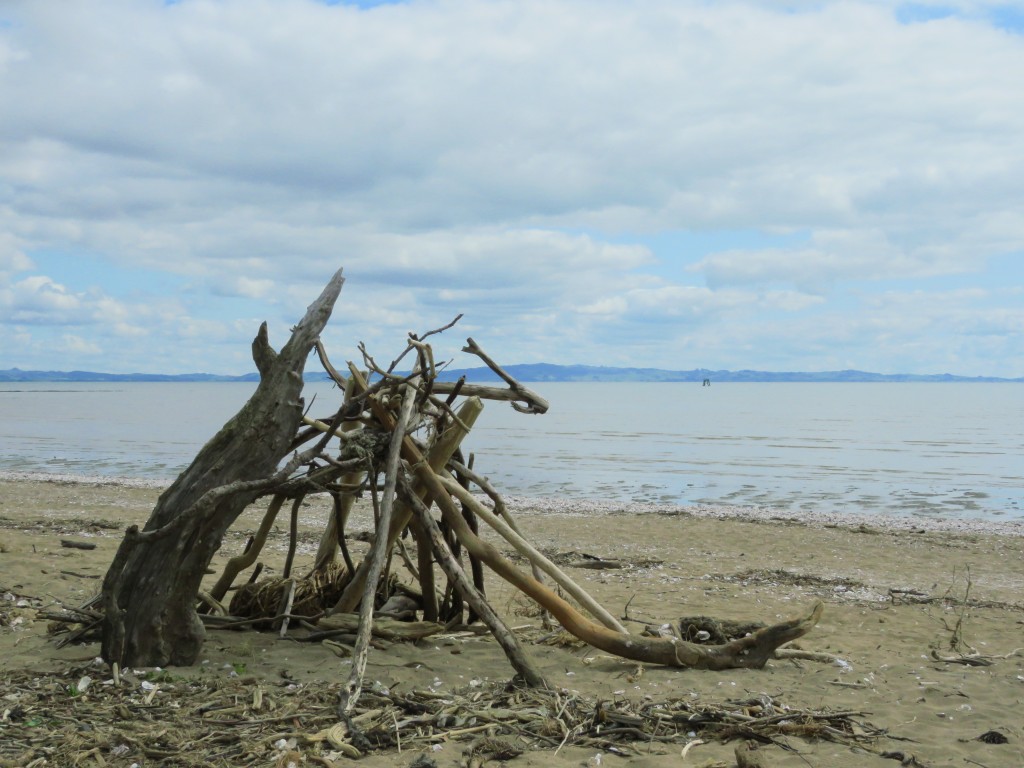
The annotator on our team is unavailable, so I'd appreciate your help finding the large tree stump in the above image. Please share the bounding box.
[100,269,345,667]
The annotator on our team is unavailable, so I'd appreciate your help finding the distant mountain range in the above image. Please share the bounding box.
[1,364,1020,383]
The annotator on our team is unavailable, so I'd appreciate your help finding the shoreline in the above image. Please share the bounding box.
[502,494,1024,537]
[3,469,1022,538]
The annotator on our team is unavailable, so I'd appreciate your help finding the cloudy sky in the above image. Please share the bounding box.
[1,0,1022,378]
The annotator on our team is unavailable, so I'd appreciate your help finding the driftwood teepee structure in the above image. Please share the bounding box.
[100,268,822,711]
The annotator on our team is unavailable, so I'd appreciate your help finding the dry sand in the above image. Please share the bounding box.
[1,477,1022,767]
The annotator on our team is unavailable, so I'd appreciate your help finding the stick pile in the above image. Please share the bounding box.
[51,306,824,714]
[187,318,822,712]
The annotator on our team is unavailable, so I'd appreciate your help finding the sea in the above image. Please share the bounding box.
[0,381,1021,522]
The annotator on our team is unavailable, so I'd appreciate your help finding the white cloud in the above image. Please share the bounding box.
[3,275,83,322]
[577,296,629,316]
[696,286,1024,374]
[690,229,988,291]
[0,0,1021,375]
[219,277,277,300]
[58,334,102,356]
[0,235,33,277]
[760,290,827,312]
[4,1,1022,238]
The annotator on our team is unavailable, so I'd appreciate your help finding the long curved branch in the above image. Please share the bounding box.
[416,462,822,669]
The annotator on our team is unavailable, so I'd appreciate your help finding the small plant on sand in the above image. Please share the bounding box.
[146,668,177,683]
[937,565,976,655]
[235,638,258,660]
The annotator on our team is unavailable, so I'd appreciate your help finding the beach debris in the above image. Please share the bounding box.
[0,668,900,767]
[673,616,766,645]
[59,538,96,550]
[77,269,823,707]
[680,737,706,761]
[879,753,930,766]
[974,729,1010,744]
[929,649,993,666]
[227,560,351,625]
[921,566,1024,667]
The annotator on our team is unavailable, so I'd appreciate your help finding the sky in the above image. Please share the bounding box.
[1,0,1023,378]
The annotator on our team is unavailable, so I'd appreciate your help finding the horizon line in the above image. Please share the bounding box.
[1,363,1021,383]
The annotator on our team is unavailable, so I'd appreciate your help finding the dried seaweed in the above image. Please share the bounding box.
[228,561,351,622]
[0,666,894,767]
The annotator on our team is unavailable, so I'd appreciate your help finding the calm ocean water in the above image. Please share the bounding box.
[0,381,1021,521]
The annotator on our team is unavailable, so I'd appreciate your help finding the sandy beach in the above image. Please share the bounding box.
[1,477,1022,767]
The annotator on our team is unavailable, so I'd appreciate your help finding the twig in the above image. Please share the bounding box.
[282,496,302,579]
[202,612,321,629]
[461,338,549,414]
[774,649,843,663]
[395,536,420,581]
[409,313,464,342]
[278,579,297,638]
[338,381,419,716]
[314,339,349,388]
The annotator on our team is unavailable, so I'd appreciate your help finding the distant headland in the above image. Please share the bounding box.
[1,365,1020,384]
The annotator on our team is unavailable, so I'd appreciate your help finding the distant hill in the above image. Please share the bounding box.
[433,364,1023,383]
[1,365,1020,384]
[0,368,259,383]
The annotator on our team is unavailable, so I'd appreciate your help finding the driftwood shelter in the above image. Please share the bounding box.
[95,268,822,736]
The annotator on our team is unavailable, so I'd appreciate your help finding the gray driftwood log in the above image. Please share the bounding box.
[100,269,345,667]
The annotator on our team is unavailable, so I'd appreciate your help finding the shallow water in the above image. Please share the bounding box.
[0,381,1020,521]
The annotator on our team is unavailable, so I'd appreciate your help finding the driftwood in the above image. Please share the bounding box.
[317,612,445,641]
[101,269,347,667]
[311,373,366,570]
[92,267,823,707]
[400,472,547,688]
[414,458,823,670]
[60,539,97,550]
[338,379,418,714]
[208,494,286,604]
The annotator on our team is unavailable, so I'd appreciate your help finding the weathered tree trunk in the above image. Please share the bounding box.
[100,269,345,667]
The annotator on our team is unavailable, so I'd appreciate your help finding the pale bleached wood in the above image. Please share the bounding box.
[400,474,547,688]
[329,391,484,615]
[209,494,286,603]
[437,472,628,634]
[312,374,366,569]
[410,461,823,671]
[339,381,418,715]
